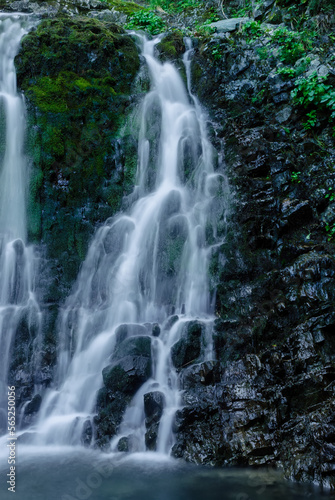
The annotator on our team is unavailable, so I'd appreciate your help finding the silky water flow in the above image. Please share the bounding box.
[0,14,42,434]
[22,35,228,454]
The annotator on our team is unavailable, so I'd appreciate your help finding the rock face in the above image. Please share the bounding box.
[170,20,335,488]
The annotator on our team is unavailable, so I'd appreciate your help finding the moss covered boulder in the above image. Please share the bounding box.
[15,16,140,294]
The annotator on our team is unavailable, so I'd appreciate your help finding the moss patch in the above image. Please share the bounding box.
[157,30,185,62]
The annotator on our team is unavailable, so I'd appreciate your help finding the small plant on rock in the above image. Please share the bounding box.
[325,223,335,241]
[276,67,296,79]
[303,109,318,130]
[291,171,301,183]
[325,186,335,202]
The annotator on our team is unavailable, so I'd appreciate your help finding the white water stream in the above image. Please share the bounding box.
[0,14,42,432]
[27,35,227,453]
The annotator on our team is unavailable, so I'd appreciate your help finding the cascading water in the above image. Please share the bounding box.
[33,35,227,453]
[0,14,42,433]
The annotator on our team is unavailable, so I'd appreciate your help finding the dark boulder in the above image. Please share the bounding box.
[144,391,165,426]
[95,336,152,448]
[117,436,129,452]
[171,321,204,369]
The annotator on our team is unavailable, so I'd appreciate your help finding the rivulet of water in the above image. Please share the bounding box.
[0,14,42,434]
[33,34,228,453]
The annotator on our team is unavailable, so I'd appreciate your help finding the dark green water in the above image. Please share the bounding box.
[0,447,330,500]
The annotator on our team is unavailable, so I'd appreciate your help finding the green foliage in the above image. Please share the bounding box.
[211,43,224,61]
[325,186,335,202]
[271,27,312,64]
[291,72,335,124]
[325,222,335,241]
[197,24,216,37]
[303,109,318,129]
[294,57,312,76]
[149,0,202,12]
[291,171,302,183]
[242,20,264,41]
[125,9,166,35]
[276,0,335,17]
[276,67,297,79]
[149,0,219,25]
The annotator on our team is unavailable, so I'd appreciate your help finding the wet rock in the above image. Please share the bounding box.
[117,436,129,452]
[144,391,165,426]
[88,9,127,24]
[24,394,42,415]
[103,356,151,395]
[171,320,204,369]
[321,203,335,227]
[160,190,182,219]
[181,361,221,389]
[281,199,313,227]
[143,391,165,451]
[103,218,136,256]
[112,336,152,361]
[152,323,160,337]
[145,422,159,451]
[81,419,93,447]
[17,432,38,444]
[95,336,152,446]
[94,391,128,448]
[163,315,179,330]
[157,31,185,63]
[230,56,250,76]
[114,324,148,344]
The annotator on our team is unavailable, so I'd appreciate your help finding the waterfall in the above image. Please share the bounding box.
[32,35,227,453]
[0,14,42,434]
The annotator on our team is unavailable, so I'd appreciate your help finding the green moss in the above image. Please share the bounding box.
[157,31,185,61]
[28,75,68,113]
[16,16,141,293]
[27,165,43,239]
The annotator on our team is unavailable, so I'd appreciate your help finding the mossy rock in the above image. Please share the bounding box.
[157,31,186,62]
[15,16,140,296]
